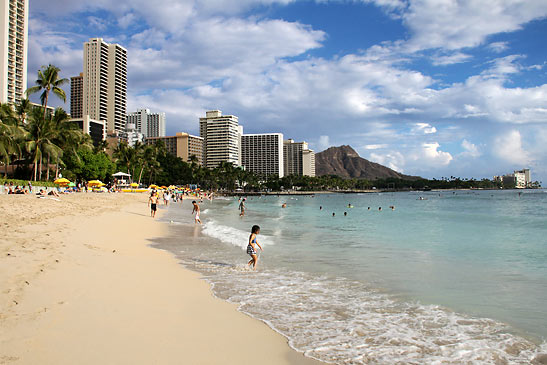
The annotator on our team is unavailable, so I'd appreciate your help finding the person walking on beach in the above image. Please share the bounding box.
[247,225,263,270]
[239,198,246,216]
[192,200,201,224]
[149,192,159,218]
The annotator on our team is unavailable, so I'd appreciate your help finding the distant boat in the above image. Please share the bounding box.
[422,186,432,191]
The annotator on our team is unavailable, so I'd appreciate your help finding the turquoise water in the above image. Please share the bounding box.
[158,190,547,363]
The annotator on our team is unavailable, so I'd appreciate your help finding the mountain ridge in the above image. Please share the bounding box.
[315,145,420,180]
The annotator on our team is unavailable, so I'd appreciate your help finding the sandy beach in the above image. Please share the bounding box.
[0,193,320,364]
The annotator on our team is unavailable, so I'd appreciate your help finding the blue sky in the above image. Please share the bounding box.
[27,0,547,182]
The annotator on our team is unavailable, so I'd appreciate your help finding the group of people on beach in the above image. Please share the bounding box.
[148,189,206,226]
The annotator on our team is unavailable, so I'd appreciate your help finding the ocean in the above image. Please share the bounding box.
[153,190,547,363]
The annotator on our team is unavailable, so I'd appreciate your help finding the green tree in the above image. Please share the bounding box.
[113,142,134,175]
[63,147,115,182]
[26,64,68,119]
[15,98,32,126]
[0,114,24,177]
[24,108,62,181]
[51,108,92,179]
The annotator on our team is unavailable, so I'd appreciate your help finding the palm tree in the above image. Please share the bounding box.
[25,108,62,181]
[26,64,68,119]
[0,119,24,178]
[51,108,91,179]
[94,139,109,154]
[0,103,26,178]
[15,98,32,126]
[113,142,134,175]
[137,144,159,185]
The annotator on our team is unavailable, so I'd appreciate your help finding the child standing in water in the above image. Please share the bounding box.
[247,225,263,270]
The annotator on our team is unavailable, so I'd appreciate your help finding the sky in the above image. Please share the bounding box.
[27,0,547,182]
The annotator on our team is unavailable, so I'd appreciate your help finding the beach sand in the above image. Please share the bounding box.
[0,194,321,364]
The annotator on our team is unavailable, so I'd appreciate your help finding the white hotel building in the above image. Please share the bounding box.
[0,0,28,104]
[284,139,316,177]
[127,108,166,138]
[241,133,284,177]
[199,110,242,169]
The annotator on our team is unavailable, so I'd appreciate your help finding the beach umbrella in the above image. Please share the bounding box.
[88,180,103,186]
[161,186,168,189]
[54,178,70,185]
[112,172,131,177]
[168,185,176,190]
[149,184,159,189]
[68,182,76,187]
[130,183,139,187]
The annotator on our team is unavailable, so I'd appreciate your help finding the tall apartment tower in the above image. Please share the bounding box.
[0,0,28,104]
[241,133,284,177]
[283,139,316,177]
[82,38,127,133]
[126,108,166,138]
[145,132,204,165]
[70,72,83,118]
[199,110,241,169]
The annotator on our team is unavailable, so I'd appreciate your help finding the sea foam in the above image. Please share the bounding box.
[201,220,276,250]
[194,263,547,364]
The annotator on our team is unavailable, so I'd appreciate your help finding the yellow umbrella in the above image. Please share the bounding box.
[88,180,103,186]
[149,184,159,189]
[54,178,70,185]
[130,183,139,187]
[161,186,168,189]
[168,185,176,190]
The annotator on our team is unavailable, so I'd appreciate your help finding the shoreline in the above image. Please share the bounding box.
[219,187,543,196]
[0,194,321,364]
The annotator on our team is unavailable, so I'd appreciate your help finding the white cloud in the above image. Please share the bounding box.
[124,18,325,91]
[431,52,472,66]
[317,135,331,151]
[419,142,453,166]
[363,144,388,150]
[460,139,481,158]
[488,41,509,53]
[493,130,530,165]
[117,13,137,29]
[87,16,108,31]
[369,141,452,175]
[412,122,437,134]
[369,151,405,173]
[482,55,524,77]
[396,0,547,51]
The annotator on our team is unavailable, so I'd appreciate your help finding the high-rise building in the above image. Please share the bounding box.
[241,133,284,177]
[70,72,83,118]
[70,115,106,146]
[126,108,166,138]
[199,110,241,168]
[496,168,531,188]
[125,121,144,147]
[145,132,204,165]
[302,148,316,177]
[82,38,127,133]
[0,0,28,104]
[513,169,531,188]
[283,139,316,177]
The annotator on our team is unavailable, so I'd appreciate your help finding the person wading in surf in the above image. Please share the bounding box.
[247,225,263,270]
